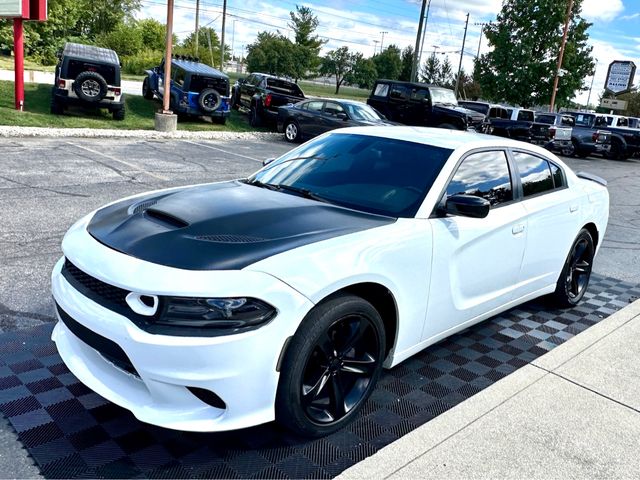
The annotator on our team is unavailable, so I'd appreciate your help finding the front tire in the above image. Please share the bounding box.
[551,229,595,308]
[276,294,385,437]
[249,105,262,127]
[142,77,154,100]
[284,120,301,142]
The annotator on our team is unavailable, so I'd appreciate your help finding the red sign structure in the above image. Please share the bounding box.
[0,0,48,110]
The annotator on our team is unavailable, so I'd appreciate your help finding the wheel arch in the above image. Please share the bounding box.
[583,222,599,249]
[319,282,399,361]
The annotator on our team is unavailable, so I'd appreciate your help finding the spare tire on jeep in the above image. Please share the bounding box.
[199,88,222,113]
[74,71,108,103]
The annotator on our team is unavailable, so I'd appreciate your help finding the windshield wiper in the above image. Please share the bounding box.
[274,184,334,204]
[243,179,279,190]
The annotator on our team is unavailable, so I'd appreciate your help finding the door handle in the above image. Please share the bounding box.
[512,224,525,235]
[570,205,579,213]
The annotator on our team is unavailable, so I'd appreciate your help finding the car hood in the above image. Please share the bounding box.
[87,181,395,270]
[433,103,485,121]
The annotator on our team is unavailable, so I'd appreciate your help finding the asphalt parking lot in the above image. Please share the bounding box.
[0,136,638,477]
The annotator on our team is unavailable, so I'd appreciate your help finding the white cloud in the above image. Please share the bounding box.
[581,0,624,22]
[620,12,640,20]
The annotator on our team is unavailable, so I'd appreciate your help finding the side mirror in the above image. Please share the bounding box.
[237,77,245,84]
[263,157,276,166]
[445,194,490,219]
[337,112,348,121]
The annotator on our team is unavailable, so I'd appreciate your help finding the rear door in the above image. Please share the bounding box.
[297,100,325,137]
[424,149,528,341]
[512,151,584,296]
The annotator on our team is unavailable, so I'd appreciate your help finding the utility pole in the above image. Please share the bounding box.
[373,40,379,55]
[550,0,574,112]
[380,31,388,51]
[231,20,236,61]
[411,0,428,82]
[454,13,469,99]
[194,0,200,56]
[417,0,432,73]
[220,0,227,70]
[586,59,597,109]
[474,22,488,59]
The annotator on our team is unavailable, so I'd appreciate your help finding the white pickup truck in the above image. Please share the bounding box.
[532,113,574,155]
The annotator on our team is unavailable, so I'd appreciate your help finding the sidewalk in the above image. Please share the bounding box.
[0,68,143,96]
[339,298,640,479]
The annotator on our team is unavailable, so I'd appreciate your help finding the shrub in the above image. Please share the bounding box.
[121,49,164,75]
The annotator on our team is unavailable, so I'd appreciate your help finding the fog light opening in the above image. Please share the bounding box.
[187,387,227,410]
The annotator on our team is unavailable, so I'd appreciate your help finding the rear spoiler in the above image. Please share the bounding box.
[576,171,607,187]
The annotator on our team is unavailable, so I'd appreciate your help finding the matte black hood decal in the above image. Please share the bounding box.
[87,181,395,270]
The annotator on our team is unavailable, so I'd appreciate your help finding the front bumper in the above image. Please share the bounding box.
[51,214,314,432]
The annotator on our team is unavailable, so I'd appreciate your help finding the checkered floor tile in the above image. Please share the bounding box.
[0,274,638,478]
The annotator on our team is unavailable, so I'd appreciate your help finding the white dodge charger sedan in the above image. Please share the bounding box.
[52,127,608,437]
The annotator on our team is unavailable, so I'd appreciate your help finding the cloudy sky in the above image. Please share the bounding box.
[137,0,640,105]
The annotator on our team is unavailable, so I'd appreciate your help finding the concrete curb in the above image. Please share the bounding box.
[338,298,640,479]
[0,125,283,141]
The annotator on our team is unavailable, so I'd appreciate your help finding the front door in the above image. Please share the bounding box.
[423,150,527,341]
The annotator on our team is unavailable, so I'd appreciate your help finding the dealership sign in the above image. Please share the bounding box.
[605,60,636,94]
[0,0,26,17]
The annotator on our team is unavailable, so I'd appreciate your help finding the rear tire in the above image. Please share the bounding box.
[284,120,301,142]
[550,229,594,308]
[113,108,125,121]
[249,105,262,127]
[276,294,385,437]
[73,71,108,103]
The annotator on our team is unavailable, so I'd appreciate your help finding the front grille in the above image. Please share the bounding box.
[56,303,139,377]
[62,258,129,312]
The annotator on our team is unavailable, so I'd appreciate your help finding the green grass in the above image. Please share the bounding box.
[0,55,56,72]
[0,80,258,131]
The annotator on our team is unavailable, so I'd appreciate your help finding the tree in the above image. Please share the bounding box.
[320,46,357,94]
[246,32,296,77]
[373,45,402,80]
[76,0,140,38]
[180,27,224,66]
[476,0,594,108]
[96,21,143,56]
[618,90,640,117]
[399,46,414,81]
[350,55,378,89]
[419,53,453,87]
[137,18,167,52]
[287,5,325,80]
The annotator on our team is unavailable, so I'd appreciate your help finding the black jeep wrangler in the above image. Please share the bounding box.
[51,43,125,120]
[366,80,485,130]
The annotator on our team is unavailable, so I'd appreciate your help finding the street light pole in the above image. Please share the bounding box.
[586,60,597,109]
[195,0,200,56]
[549,0,574,112]
[220,0,227,70]
[373,40,379,55]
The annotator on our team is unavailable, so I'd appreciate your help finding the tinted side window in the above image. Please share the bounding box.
[306,101,324,112]
[411,88,429,101]
[514,152,554,197]
[517,110,534,122]
[390,85,409,100]
[373,83,389,97]
[173,67,185,87]
[549,162,565,188]
[324,102,345,116]
[446,151,513,206]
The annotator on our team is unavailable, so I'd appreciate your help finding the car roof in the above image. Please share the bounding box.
[301,98,367,106]
[62,42,119,65]
[172,59,228,78]
[330,126,545,151]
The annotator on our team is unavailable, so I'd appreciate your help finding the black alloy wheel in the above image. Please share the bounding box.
[276,294,385,437]
[552,229,594,307]
[199,89,221,113]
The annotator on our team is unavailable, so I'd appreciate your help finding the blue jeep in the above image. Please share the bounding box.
[143,56,231,124]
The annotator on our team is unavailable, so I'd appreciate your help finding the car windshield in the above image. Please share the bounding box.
[430,88,458,105]
[343,103,383,121]
[248,133,452,217]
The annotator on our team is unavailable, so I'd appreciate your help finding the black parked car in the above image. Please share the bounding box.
[232,73,306,127]
[366,80,485,131]
[51,42,125,120]
[277,99,395,142]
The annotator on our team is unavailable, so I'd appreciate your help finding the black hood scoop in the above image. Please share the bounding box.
[87,181,395,270]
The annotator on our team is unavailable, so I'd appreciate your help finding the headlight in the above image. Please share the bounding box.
[157,297,277,331]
